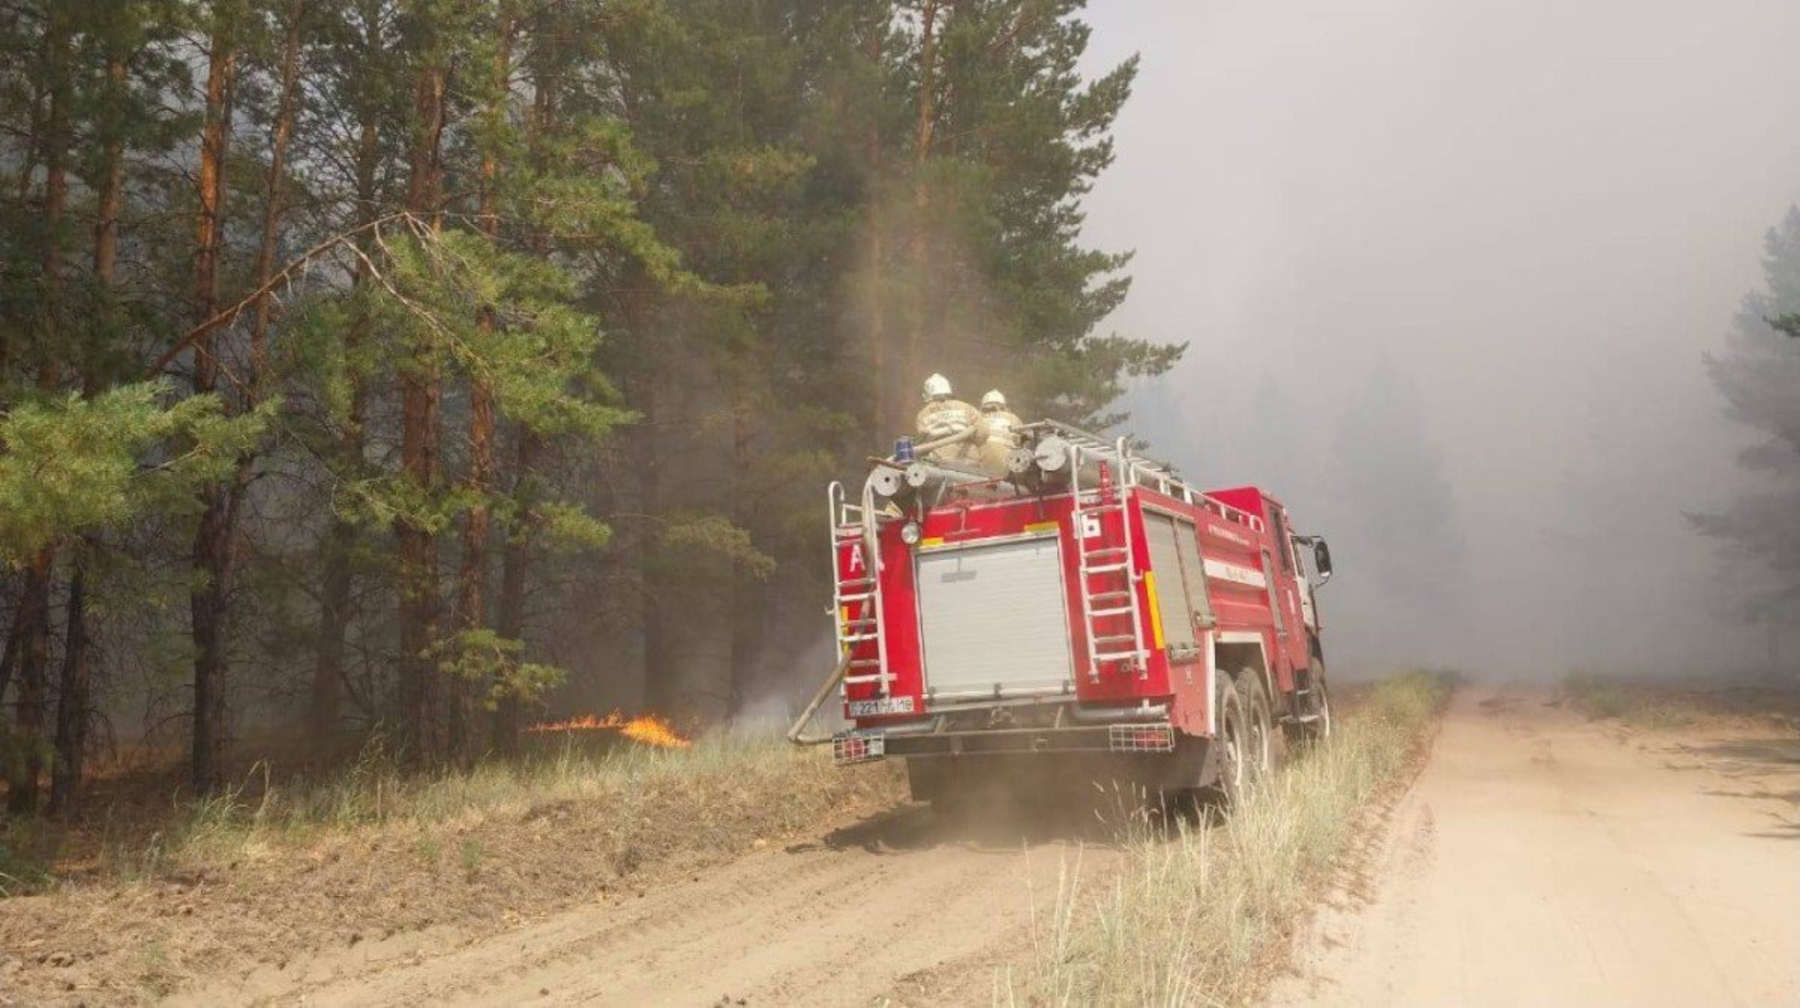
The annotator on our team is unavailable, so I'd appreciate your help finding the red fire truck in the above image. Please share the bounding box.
[792,420,1335,806]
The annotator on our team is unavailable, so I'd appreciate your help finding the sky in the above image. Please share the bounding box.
[1077,0,1800,677]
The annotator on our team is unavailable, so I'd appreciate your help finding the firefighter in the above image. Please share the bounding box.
[977,389,1023,473]
[915,373,983,466]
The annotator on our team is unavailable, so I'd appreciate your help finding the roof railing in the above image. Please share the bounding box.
[1017,419,1263,531]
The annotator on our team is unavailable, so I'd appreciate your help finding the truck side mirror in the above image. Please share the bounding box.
[1312,539,1333,583]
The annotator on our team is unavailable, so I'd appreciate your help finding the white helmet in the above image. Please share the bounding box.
[981,389,1007,410]
[922,373,952,401]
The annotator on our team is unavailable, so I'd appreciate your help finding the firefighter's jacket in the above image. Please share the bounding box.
[916,398,984,467]
[977,408,1024,473]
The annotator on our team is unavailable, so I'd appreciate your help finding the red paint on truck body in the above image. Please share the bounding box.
[835,477,1322,742]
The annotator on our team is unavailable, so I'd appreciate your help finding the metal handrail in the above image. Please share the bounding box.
[1019,419,1262,531]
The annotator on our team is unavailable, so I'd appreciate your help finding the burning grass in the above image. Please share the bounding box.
[523,710,694,749]
[0,731,904,1005]
[1010,671,1454,1006]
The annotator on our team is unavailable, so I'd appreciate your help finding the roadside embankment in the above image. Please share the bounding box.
[1012,671,1454,1005]
[0,736,904,1004]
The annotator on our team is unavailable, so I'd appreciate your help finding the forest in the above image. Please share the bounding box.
[0,0,1179,814]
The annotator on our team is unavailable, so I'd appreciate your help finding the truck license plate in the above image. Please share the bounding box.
[848,696,915,717]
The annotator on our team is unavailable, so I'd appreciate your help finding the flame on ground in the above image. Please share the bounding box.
[522,710,692,749]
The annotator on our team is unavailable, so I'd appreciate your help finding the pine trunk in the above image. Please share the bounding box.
[491,431,537,755]
[905,0,939,386]
[189,8,237,793]
[396,18,449,764]
[246,0,304,378]
[6,550,53,814]
[311,6,384,742]
[11,8,73,814]
[866,20,887,436]
[48,551,90,816]
[728,399,759,716]
[450,5,513,761]
[48,47,127,816]
[634,377,668,713]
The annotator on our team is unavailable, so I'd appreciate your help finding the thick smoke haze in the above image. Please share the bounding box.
[1078,1,1800,678]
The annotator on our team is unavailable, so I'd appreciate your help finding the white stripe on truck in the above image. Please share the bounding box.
[1202,558,1268,589]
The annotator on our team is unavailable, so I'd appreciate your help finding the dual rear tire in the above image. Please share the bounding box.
[1207,668,1276,807]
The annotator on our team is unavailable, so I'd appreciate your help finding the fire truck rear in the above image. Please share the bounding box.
[792,419,1336,805]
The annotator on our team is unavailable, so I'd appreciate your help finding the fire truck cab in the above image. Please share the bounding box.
[823,420,1334,805]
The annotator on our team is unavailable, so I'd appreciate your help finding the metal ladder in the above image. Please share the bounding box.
[1068,451,1149,681]
[828,481,890,695]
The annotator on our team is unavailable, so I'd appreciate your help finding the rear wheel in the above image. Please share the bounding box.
[1206,674,1249,807]
[1236,668,1276,784]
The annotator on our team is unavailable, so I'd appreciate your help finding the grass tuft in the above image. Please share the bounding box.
[1013,671,1453,1006]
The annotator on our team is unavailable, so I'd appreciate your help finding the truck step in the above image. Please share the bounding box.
[1081,546,1127,558]
[1093,633,1138,644]
[1082,562,1129,574]
[1088,591,1131,603]
[1093,649,1146,661]
[840,632,880,643]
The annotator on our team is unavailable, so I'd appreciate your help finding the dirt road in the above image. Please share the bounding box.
[173,685,1797,1007]
[1275,686,1800,1007]
[183,802,1117,1007]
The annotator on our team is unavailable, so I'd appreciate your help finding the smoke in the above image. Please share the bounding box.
[730,630,847,734]
[1079,0,1800,678]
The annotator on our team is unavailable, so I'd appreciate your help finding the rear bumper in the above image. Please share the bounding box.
[833,721,1175,764]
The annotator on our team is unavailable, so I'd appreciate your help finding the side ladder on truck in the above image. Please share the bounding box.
[1064,437,1149,681]
[828,480,890,695]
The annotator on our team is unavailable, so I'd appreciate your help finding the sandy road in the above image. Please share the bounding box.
[1275,686,1800,1007]
[183,685,1798,1007]
[205,801,1118,1007]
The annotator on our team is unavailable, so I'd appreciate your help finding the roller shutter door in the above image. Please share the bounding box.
[917,536,1075,700]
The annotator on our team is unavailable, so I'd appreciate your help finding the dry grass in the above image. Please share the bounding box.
[0,733,904,1004]
[152,732,868,872]
[1010,671,1453,1007]
[1559,672,1800,733]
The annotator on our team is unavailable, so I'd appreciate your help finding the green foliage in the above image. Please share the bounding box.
[0,0,1168,788]
[536,500,612,552]
[376,225,637,438]
[0,382,270,563]
[659,513,777,581]
[440,627,566,706]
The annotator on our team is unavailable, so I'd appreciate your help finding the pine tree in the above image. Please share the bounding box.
[0,0,1178,807]
[187,0,248,793]
[305,0,403,744]
[1693,208,1800,626]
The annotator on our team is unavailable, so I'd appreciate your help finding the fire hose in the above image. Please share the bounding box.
[786,651,851,745]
